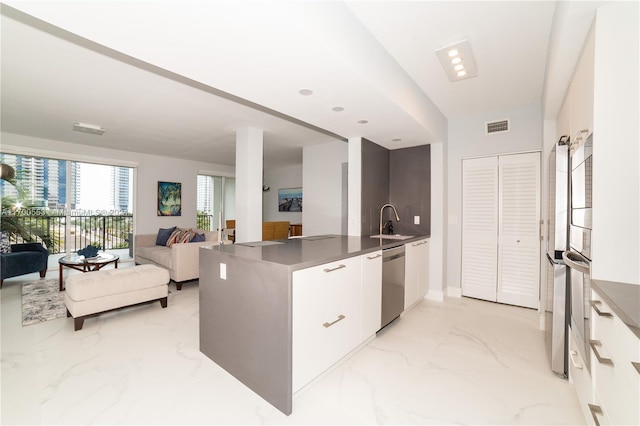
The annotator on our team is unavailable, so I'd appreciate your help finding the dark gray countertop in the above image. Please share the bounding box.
[591,279,640,339]
[201,234,429,271]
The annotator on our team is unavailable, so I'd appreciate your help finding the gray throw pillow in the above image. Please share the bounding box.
[156,226,177,246]
[190,232,206,243]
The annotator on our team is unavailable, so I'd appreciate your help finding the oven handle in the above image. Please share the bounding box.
[562,250,590,274]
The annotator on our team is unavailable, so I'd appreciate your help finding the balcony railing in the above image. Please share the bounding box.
[197,214,214,231]
[1,214,133,254]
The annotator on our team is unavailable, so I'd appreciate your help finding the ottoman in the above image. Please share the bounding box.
[65,264,170,331]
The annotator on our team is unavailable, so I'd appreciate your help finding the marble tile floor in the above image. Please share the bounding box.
[1,268,585,425]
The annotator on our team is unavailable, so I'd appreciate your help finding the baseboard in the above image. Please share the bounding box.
[425,290,444,302]
[446,286,462,298]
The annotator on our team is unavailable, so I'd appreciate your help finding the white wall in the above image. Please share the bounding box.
[302,140,348,235]
[262,164,302,224]
[1,132,235,235]
[446,104,543,292]
[591,2,639,284]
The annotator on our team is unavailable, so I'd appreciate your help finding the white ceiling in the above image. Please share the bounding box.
[1,1,599,169]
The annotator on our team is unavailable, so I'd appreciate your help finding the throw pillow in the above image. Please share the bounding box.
[0,232,11,254]
[156,226,177,246]
[190,232,206,243]
[178,229,195,244]
[165,229,182,247]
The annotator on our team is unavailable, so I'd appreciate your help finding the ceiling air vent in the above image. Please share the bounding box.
[486,119,510,135]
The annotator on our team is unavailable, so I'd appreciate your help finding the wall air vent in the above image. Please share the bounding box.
[485,119,510,135]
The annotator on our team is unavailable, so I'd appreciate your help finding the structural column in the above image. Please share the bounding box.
[235,127,263,243]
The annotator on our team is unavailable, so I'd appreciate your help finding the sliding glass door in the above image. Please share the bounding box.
[197,174,235,232]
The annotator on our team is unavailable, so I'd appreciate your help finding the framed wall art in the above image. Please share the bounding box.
[278,187,302,212]
[157,181,182,216]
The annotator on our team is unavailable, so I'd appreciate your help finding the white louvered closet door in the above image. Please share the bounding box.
[497,152,540,309]
[461,157,499,302]
[462,153,541,309]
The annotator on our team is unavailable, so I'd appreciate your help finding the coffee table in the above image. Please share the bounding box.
[58,252,119,291]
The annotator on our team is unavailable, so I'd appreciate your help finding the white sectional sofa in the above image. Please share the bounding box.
[134,228,229,289]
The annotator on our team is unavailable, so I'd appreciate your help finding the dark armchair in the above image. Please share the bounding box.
[0,243,49,288]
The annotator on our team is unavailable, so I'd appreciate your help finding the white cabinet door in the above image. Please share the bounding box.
[590,289,640,425]
[462,157,499,301]
[497,152,540,309]
[361,251,382,339]
[405,239,429,309]
[462,153,540,309]
[292,256,361,392]
[557,93,571,140]
[569,25,594,139]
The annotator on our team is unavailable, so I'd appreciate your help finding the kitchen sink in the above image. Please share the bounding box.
[370,234,414,240]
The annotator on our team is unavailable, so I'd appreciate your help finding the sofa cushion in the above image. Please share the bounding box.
[137,245,172,268]
[0,232,11,254]
[156,226,177,246]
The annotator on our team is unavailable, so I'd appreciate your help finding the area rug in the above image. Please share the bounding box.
[22,279,66,326]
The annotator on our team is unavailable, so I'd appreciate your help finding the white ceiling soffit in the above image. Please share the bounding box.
[3,1,446,149]
[346,1,557,118]
[0,4,347,168]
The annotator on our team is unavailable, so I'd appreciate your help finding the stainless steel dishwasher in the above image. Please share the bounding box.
[380,245,405,330]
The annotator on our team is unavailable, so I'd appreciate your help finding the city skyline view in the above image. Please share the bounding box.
[0,154,132,213]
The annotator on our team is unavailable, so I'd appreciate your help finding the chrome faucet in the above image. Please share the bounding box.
[379,203,400,235]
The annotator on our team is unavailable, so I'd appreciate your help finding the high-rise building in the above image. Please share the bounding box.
[114,166,131,212]
[197,175,213,213]
[0,154,130,213]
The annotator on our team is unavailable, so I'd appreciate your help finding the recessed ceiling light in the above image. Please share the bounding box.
[298,88,314,96]
[73,122,106,135]
[357,120,368,124]
[392,138,402,142]
[332,106,345,112]
[435,39,478,82]
[448,49,459,57]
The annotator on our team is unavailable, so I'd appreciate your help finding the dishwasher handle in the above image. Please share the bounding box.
[383,252,405,262]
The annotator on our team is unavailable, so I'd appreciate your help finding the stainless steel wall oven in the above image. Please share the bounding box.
[563,130,593,372]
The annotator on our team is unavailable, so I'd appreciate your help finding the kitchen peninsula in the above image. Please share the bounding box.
[199,234,429,415]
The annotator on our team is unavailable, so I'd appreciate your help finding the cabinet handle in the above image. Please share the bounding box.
[569,350,583,369]
[323,264,346,273]
[366,254,382,260]
[588,404,603,426]
[589,340,614,366]
[590,300,613,318]
[323,314,345,328]
[412,241,427,246]
[632,362,640,375]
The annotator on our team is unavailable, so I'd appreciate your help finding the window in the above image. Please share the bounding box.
[197,175,235,231]
[0,153,133,254]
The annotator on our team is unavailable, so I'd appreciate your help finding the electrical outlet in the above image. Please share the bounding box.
[414,215,420,225]
[220,263,226,280]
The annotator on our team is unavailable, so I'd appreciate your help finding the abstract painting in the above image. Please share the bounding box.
[158,181,181,216]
